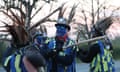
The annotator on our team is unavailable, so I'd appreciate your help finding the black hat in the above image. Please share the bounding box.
[25,46,46,67]
[55,18,70,31]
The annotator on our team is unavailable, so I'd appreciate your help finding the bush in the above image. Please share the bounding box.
[112,37,120,60]
[113,48,120,60]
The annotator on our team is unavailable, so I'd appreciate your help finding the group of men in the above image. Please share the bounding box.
[2,17,115,72]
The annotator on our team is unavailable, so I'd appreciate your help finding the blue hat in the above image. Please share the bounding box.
[55,18,70,31]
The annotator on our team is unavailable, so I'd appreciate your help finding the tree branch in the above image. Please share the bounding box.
[28,6,62,31]
[31,5,44,19]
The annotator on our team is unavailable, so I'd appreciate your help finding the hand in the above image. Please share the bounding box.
[47,49,58,58]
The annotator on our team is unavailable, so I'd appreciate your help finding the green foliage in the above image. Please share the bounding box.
[112,37,120,49]
[112,37,120,60]
[113,48,120,60]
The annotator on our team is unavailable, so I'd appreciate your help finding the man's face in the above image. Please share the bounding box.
[56,26,67,36]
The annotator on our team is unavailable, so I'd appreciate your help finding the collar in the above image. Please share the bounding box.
[56,34,68,41]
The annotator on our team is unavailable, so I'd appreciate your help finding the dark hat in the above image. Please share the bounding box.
[25,46,46,67]
[55,18,70,31]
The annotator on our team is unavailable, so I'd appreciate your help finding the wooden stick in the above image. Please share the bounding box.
[63,35,107,49]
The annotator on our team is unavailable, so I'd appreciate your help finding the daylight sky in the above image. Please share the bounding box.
[0,0,120,39]
[44,0,120,39]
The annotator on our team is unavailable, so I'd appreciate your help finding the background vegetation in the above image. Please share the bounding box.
[112,37,120,60]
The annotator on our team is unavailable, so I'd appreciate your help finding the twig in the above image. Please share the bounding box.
[28,6,62,31]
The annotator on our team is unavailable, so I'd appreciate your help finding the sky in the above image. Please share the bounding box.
[0,0,120,40]
[44,0,120,39]
[109,0,120,7]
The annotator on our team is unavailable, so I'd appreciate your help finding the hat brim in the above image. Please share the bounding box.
[55,24,70,31]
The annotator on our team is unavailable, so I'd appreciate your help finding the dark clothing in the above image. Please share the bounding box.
[43,37,76,72]
[78,43,100,63]
[2,44,46,72]
[78,40,115,72]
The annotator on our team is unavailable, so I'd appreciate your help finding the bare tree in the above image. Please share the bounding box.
[74,0,120,43]
[0,0,119,43]
[0,0,63,42]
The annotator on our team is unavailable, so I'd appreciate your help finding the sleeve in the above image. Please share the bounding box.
[38,43,49,59]
[56,40,76,66]
[39,40,57,59]
[77,43,100,63]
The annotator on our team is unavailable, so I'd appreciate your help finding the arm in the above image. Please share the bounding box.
[77,43,100,63]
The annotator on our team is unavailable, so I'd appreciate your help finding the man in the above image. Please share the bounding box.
[44,17,77,72]
[78,26,115,72]
[2,25,46,72]
[3,45,45,72]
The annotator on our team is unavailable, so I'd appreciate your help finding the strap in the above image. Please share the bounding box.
[10,55,16,72]
[98,40,104,56]
[4,56,12,67]
[15,55,21,72]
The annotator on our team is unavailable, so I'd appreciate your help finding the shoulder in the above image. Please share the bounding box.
[45,37,54,44]
[45,38,56,48]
